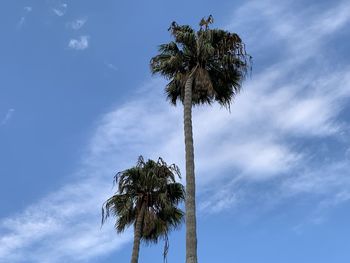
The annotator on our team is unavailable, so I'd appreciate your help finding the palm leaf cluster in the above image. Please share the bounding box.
[102,156,184,245]
[150,16,252,108]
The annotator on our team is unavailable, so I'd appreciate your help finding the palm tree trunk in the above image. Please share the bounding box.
[131,203,146,263]
[184,76,198,263]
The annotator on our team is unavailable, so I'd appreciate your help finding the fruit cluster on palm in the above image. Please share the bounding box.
[150,16,251,263]
[102,156,185,263]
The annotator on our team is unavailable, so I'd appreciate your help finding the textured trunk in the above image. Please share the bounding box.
[130,203,146,263]
[184,76,198,263]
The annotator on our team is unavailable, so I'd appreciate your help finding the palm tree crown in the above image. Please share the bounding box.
[102,156,185,262]
[150,15,251,108]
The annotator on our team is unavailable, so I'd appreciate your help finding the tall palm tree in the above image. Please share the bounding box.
[150,16,251,263]
[102,156,185,263]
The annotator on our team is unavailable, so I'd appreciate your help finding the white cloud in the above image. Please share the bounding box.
[283,161,350,196]
[199,181,239,214]
[68,36,89,50]
[17,6,32,29]
[228,0,350,59]
[24,6,32,13]
[69,18,87,30]
[52,3,67,17]
[106,63,118,71]
[0,177,132,262]
[199,0,350,215]
[17,18,25,29]
[287,160,350,227]
[1,109,14,126]
[0,79,172,262]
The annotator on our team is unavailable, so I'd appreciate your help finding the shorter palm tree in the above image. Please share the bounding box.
[102,156,185,263]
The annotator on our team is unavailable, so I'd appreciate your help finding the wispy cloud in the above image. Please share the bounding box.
[1,109,15,126]
[68,18,88,30]
[0,79,175,262]
[283,161,350,197]
[24,6,32,12]
[106,63,118,71]
[0,166,132,262]
[52,3,67,17]
[228,0,350,59]
[199,0,350,215]
[68,36,89,50]
[17,6,32,29]
[0,78,173,262]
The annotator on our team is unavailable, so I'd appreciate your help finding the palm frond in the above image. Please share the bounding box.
[150,16,252,108]
[101,156,185,251]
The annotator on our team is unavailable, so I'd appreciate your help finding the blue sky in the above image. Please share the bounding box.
[1,0,350,262]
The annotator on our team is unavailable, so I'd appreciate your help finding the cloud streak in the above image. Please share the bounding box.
[17,6,32,29]
[68,36,89,50]
[68,18,88,30]
[199,0,350,214]
[1,109,15,126]
[52,3,67,17]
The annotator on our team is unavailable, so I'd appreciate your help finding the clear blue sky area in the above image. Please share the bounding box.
[1,0,350,262]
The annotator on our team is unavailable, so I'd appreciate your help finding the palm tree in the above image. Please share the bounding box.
[102,156,185,263]
[150,16,251,263]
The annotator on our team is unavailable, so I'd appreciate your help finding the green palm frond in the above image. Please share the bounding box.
[169,23,197,52]
[101,156,185,254]
[150,16,252,108]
